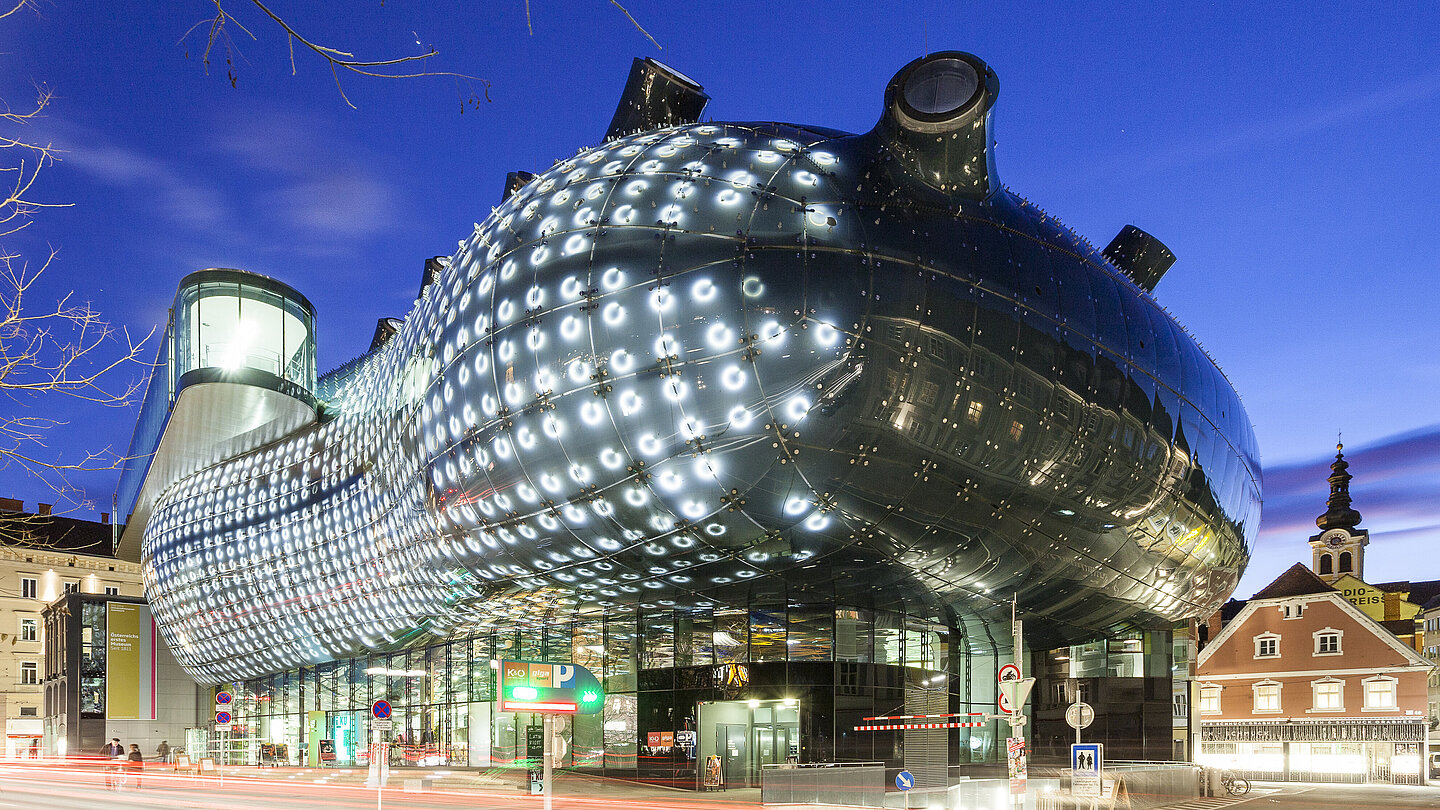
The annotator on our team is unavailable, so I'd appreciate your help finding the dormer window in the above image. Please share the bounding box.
[1254,632,1280,659]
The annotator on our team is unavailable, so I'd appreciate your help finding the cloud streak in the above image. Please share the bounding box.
[1238,424,1440,595]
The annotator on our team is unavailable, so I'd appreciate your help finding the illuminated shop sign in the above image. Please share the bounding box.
[499,660,603,715]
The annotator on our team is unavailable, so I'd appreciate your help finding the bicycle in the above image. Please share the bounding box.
[1219,770,1250,796]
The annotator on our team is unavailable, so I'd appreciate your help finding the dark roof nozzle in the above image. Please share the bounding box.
[871,51,1000,199]
[605,57,709,142]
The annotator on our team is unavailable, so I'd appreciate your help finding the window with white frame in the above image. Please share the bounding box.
[19,661,37,685]
[1253,681,1281,713]
[1199,684,1222,714]
[20,577,37,600]
[1312,678,1344,711]
[1283,603,1305,620]
[1253,632,1280,659]
[1363,676,1398,710]
[1314,628,1342,656]
[19,617,37,642]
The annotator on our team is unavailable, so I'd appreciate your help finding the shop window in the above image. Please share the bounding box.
[1253,633,1280,659]
[1363,676,1397,710]
[1311,678,1343,711]
[1313,628,1342,656]
[1199,684,1221,714]
[1252,681,1281,714]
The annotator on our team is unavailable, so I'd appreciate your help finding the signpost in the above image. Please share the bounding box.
[367,699,393,804]
[499,661,602,810]
[895,770,914,791]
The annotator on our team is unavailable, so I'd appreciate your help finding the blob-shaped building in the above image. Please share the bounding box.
[119,52,1259,781]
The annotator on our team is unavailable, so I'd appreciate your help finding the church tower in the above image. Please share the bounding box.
[1309,443,1368,584]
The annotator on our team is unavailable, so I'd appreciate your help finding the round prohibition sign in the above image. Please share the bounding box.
[215,711,232,724]
[371,699,392,720]
[215,691,234,705]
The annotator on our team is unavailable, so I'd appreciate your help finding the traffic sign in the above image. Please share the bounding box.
[999,677,1035,714]
[895,770,914,791]
[372,719,393,732]
[1071,743,1103,797]
[998,663,1021,683]
[215,690,233,705]
[1065,702,1095,730]
[371,699,392,720]
[215,710,232,726]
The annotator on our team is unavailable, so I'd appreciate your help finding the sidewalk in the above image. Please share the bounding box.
[211,763,762,804]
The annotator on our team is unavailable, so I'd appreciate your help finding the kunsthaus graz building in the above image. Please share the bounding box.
[116,51,1260,787]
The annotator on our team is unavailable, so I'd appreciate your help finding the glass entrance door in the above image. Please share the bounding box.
[718,723,747,786]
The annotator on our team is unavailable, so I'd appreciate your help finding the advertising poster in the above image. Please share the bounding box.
[1007,736,1027,795]
[105,603,157,720]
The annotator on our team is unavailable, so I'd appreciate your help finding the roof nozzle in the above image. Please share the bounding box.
[605,57,709,142]
[872,51,1000,198]
[1102,225,1176,293]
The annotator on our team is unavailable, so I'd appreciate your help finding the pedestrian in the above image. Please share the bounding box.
[156,740,170,764]
[100,737,123,758]
[126,743,144,789]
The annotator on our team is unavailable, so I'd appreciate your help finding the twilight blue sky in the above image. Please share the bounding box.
[2,1,1437,598]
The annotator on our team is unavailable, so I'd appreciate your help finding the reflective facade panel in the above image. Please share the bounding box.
[137,52,1260,684]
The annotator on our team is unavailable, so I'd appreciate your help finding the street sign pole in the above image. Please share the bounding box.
[542,712,554,810]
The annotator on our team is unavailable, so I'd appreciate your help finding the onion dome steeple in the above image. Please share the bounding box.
[1315,442,1362,531]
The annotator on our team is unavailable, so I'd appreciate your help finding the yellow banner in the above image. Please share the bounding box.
[106,603,141,720]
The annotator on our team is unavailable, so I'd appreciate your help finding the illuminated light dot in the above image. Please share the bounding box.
[626,180,648,195]
[679,417,701,440]
[637,434,663,456]
[599,448,624,468]
[563,234,589,256]
[580,401,604,425]
[784,497,809,516]
[584,183,605,200]
[756,150,780,164]
[721,365,747,390]
[707,322,734,348]
[814,322,839,346]
[681,501,706,519]
[527,328,545,350]
[692,278,717,302]
[728,170,754,187]
[651,515,676,531]
[704,523,727,537]
[569,359,593,384]
[516,428,537,450]
[564,505,588,524]
[786,395,811,422]
[479,273,495,294]
[611,349,635,373]
[716,189,741,205]
[481,393,498,413]
[807,208,836,228]
[560,277,582,300]
[497,300,516,323]
[742,276,765,298]
[561,315,583,341]
[539,473,562,492]
[657,470,683,491]
[603,302,626,326]
[663,380,689,402]
[569,464,591,484]
[659,204,683,224]
[500,260,519,280]
[625,488,649,508]
[650,288,675,312]
[530,246,550,265]
[654,334,681,358]
[551,189,571,205]
[794,170,819,186]
[619,390,643,415]
[498,340,516,363]
[803,513,831,531]
[640,159,664,173]
[811,151,837,166]
[602,160,625,174]
[773,139,797,151]
[612,204,636,224]
[761,320,786,344]
[543,415,564,439]
[728,405,754,429]
[505,382,525,403]
[602,267,625,290]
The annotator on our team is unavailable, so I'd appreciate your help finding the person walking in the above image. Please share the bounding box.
[100,738,124,789]
[156,740,170,764]
[125,743,144,790]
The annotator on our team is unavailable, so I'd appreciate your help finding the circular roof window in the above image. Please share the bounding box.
[901,58,980,117]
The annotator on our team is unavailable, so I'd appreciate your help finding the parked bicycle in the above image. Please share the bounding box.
[1219,770,1250,796]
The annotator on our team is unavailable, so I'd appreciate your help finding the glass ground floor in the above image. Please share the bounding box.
[196,606,1175,787]
[1200,728,1426,786]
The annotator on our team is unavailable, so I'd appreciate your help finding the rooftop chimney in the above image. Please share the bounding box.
[38,503,51,516]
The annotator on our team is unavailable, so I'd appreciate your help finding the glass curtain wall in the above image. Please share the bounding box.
[221,604,1001,774]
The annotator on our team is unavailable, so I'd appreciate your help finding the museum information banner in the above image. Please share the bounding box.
[105,603,157,720]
